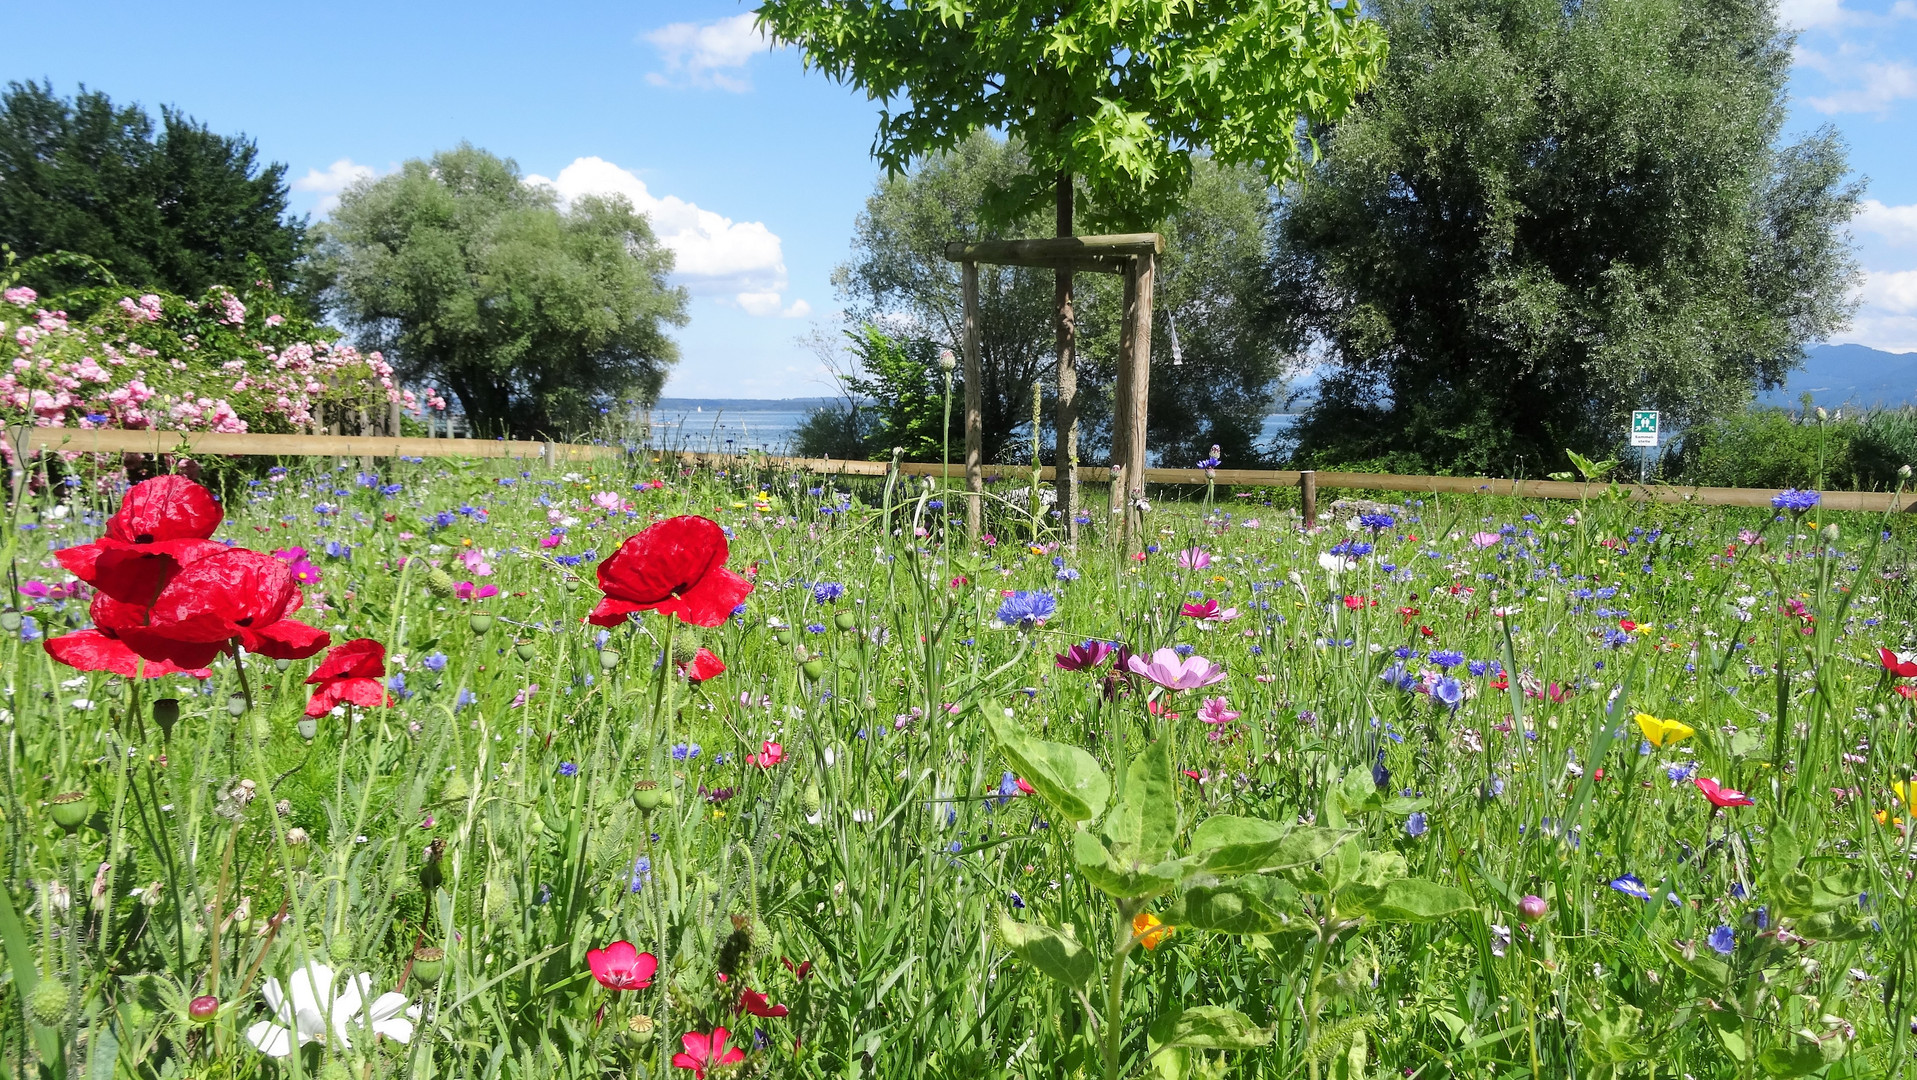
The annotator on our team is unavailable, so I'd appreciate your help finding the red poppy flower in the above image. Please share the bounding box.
[737,988,789,1018]
[672,1027,745,1079]
[678,647,726,682]
[586,940,658,991]
[590,516,752,628]
[109,549,329,667]
[56,476,229,604]
[43,628,211,679]
[1694,777,1755,808]
[305,638,393,717]
[1880,648,1917,678]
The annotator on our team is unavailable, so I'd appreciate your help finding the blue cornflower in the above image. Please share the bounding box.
[387,673,412,700]
[812,582,845,604]
[805,622,827,634]
[423,652,448,672]
[1707,925,1735,955]
[1056,567,1080,581]
[454,687,477,711]
[1330,540,1373,558]
[1405,812,1428,837]
[558,762,578,777]
[1610,874,1653,901]
[324,540,352,558]
[1394,646,1417,659]
[1467,660,1489,677]
[1666,761,1698,783]
[18,615,41,642]
[379,484,402,497]
[994,771,1021,807]
[1196,454,1222,469]
[1429,649,1465,670]
[430,511,456,529]
[1173,643,1194,657]
[995,591,1057,628]
[1358,513,1397,532]
[672,742,701,761]
[1380,664,1418,691]
[1771,489,1820,512]
[1431,677,1465,709]
[1602,627,1633,649]
[356,472,380,488]
[630,854,652,892]
[927,499,944,510]
[1008,891,1025,909]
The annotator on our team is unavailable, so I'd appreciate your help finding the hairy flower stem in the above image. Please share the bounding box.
[1102,898,1143,1080]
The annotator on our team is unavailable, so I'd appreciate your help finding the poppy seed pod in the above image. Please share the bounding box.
[226,693,249,717]
[514,639,537,662]
[833,611,858,631]
[599,648,622,671]
[563,578,580,593]
[48,791,93,832]
[772,630,791,646]
[0,609,20,633]
[296,718,318,740]
[468,612,495,635]
[800,659,826,682]
[274,657,292,672]
[670,637,699,666]
[634,780,673,811]
[410,946,446,986]
[152,697,179,738]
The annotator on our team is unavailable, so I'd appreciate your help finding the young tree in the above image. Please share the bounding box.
[759,0,1386,508]
[1267,0,1861,475]
[0,81,306,297]
[315,144,688,439]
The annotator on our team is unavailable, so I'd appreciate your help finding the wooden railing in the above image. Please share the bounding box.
[15,429,1913,514]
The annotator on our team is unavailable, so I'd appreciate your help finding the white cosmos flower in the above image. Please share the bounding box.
[244,961,418,1057]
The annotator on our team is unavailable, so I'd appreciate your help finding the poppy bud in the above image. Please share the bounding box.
[802,784,822,816]
[468,612,495,635]
[800,659,826,682]
[515,638,537,662]
[420,838,446,891]
[1901,464,1912,480]
[833,611,858,631]
[1821,524,1839,544]
[0,609,20,632]
[410,946,445,986]
[670,638,699,666]
[441,773,471,801]
[599,648,622,671]
[1517,895,1549,923]
[29,979,69,1026]
[329,928,356,963]
[48,791,93,833]
[188,995,219,1023]
[152,698,179,739]
[226,693,249,717]
[425,567,457,598]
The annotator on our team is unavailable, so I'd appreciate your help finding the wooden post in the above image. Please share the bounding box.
[1055,174,1079,545]
[962,260,984,541]
[1112,262,1138,539]
[1125,252,1154,547]
[1300,469,1318,528]
[389,400,403,438]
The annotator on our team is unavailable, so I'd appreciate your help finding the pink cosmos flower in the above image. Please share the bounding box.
[1176,547,1212,570]
[1694,777,1755,808]
[1197,696,1241,737]
[539,532,564,549]
[1470,532,1501,548]
[453,582,499,601]
[1179,599,1239,622]
[592,491,628,513]
[746,740,784,768]
[1125,648,1227,691]
[458,548,493,577]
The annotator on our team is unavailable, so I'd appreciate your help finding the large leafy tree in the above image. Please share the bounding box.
[0,81,306,297]
[758,0,1386,493]
[315,144,688,439]
[1267,0,1860,475]
[827,133,1287,466]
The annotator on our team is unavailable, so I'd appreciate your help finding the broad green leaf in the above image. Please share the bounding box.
[1073,829,1186,899]
[1363,878,1474,922]
[1800,909,1873,941]
[1757,1041,1833,1078]
[986,709,1109,823]
[997,913,1095,992]
[1664,941,1732,989]
[1189,818,1353,875]
[1704,1008,1749,1062]
[1164,1006,1272,1051]
[1575,1001,1650,1065]
[1173,876,1305,934]
[1103,738,1177,867]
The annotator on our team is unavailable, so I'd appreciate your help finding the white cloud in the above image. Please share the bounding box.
[1798,49,1917,113]
[642,13,770,92]
[1779,0,1850,29]
[292,158,376,214]
[1857,200,1917,245]
[1861,268,1917,314]
[527,156,808,318]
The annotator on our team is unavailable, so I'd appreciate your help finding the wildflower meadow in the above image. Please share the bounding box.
[2,452,1914,1079]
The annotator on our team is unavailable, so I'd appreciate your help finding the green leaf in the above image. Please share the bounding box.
[1663,940,1732,989]
[1103,738,1177,867]
[1163,1006,1272,1051]
[1172,876,1305,934]
[996,913,1095,993]
[0,884,63,1075]
[1575,1000,1651,1065]
[1703,1007,1748,1062]
[1363,878,1475,922]
[1799,909,1874,941]
[986,708,1109,823]
[1074,830,1186,899]
[1189,818,1354,876]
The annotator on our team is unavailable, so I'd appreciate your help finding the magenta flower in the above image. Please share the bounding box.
[1469,532,1501,548]
[1055,640,1114,671]
[1197,696,1241,728]
[271,547,322,586]
[1176,547,1212,570]
[458,548,493,577]
[454,582,499,601]
[1179,599,1239,622]
[1125,648,1227,691]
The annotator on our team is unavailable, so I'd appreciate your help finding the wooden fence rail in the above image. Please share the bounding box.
[15,428,1914,514]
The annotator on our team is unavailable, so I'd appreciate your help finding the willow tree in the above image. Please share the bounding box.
[757,0,1387,517]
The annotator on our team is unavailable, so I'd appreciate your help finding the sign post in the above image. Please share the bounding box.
[1630,410,1659,483]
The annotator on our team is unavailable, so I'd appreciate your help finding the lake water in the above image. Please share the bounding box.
[647,399,1298,460]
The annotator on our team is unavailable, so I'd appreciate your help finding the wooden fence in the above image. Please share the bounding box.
[14,428,1914,515]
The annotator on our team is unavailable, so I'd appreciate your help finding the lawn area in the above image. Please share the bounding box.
[5,456,1914,1079]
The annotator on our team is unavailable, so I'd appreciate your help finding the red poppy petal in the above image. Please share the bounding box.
[105,475,223,544]
[337,677,391,708]
[596,516,734,613]
[241,619,330,660]
[307,639,386,684]
[45,630,207,678]
[113,627,226,670]
[586,596,647,627]
[55,542,105,584]
[681,648,725,682]
[148,549,299,642]
[304,682,345,717]
[88,538,228,604]
[661,565,752,628]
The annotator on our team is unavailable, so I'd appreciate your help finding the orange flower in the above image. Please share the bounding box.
[1132,911,1174,951]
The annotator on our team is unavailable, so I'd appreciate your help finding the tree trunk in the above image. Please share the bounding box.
[1054,169,1079,542]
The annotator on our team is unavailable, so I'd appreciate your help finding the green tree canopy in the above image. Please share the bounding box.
[1266,0,1860,475]
[0,81,306,297]
[315,144,688,439]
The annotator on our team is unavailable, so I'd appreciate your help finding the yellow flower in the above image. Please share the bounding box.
[1633,712,1695,748]
[1894,779,1917,817]
[1132,911,1174,951]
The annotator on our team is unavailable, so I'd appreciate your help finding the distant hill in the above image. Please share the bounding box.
[1759,344,1917,410]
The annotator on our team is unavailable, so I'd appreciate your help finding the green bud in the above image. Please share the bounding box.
[833,611,858,631]
[772,630,791,647]
[441,773,471,801]
[296,718,318,740]
[274,658,292,672]
[670,637,699,666]
[330,928,355,963]
[802,784,823,816]
[426,567,457,598]
[599,648,622,671]
[0,610,21,633]
[468,612,495,635]
[514,638,537,662]
[226,693,249,717]
[152,698,179,739]
[800,659,827,682]
[48,791,93,833]
[563,578,581,593]
[28,979,69,1026]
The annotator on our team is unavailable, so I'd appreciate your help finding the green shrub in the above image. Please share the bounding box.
[1668,408,1853,489]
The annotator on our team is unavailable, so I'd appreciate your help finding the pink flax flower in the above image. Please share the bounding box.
[673,1027,745,1078]
[746,740,784,768]
[1125,648,1227,691]
[586,940,657,991]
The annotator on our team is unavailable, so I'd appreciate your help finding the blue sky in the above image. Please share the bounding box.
[9,0,1916,397]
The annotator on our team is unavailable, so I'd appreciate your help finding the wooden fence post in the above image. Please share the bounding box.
[962,260,983,542]
[1300,470,1317,528]
[1126,252,1154,548]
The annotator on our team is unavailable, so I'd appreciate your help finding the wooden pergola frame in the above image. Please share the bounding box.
[941,232,1163,544]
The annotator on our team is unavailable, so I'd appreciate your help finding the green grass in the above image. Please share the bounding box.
[0,455,1913,1079]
